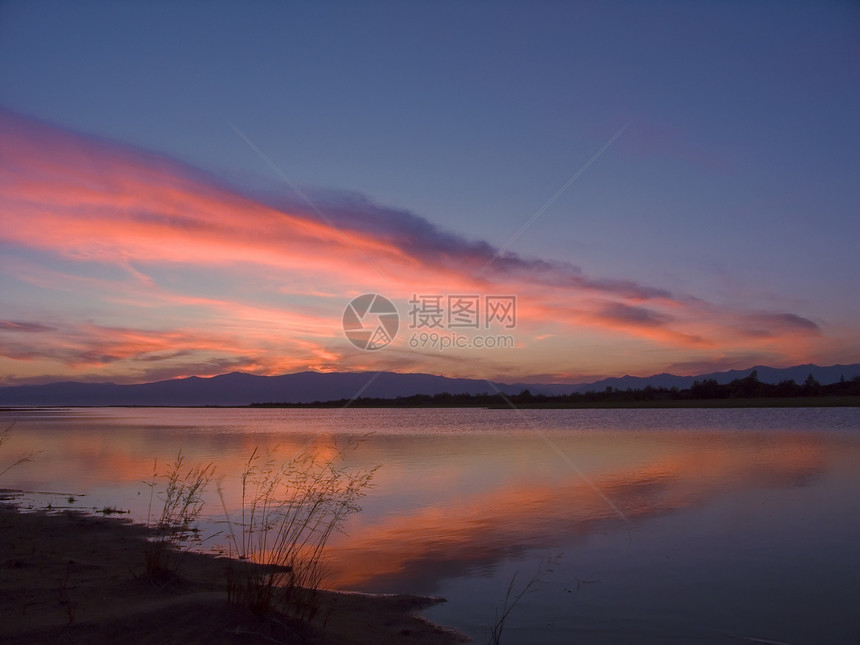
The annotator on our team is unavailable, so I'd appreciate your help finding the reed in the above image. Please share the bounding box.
[0,422,35,479]
[142,452,215,579]
[220,441,378,620]
[0,453,36,480]
[488,557,555,644]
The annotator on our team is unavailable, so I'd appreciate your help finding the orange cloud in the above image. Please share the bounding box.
[0,108,827,382]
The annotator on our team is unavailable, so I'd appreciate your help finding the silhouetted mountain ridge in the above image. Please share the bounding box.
[0,363,858,406]
[577,363,860,393]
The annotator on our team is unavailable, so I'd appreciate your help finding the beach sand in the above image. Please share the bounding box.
[0,499,468,644]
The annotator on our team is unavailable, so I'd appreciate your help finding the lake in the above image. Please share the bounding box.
[1,406,859,644]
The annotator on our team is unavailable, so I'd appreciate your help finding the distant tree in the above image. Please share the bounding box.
[727,370,768,398]
[802,373,822,395]
[690,378,723,399]
[774,379,801,397]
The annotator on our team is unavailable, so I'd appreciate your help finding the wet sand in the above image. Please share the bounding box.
[0,499,467,644]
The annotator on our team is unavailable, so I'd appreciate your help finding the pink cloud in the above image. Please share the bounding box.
[0,108,829,382]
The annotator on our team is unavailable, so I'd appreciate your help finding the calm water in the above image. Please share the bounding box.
[2,407,859,644]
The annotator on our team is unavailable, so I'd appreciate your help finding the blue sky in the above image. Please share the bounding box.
[1,1,859,384]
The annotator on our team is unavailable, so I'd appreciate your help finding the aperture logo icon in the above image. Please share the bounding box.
[342,293,399,351]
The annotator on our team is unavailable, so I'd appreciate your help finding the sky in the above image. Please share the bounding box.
[1,0,859,386]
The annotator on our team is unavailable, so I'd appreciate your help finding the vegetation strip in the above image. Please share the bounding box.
[252,371,860,408]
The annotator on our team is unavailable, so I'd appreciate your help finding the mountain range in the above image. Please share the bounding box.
[1,363,858,407]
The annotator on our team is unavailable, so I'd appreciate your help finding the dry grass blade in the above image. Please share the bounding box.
[142,451,215,580]
[488,557,554,645]
[223,439,378,621]
[0,421,37,479]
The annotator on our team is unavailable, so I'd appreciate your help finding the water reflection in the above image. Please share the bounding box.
[323,433,826,591]
[1,407,841,597]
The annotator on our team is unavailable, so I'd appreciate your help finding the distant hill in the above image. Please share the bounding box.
[0,363,858,407]
[0,371,527,407]
[571,363,860,393]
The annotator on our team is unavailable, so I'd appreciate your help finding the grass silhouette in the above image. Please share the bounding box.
[220,440,378,621]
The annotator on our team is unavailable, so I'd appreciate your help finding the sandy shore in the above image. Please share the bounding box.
[0,498,468,644]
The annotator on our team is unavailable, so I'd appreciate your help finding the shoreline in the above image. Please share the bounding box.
[4,395,860,411]
[0,500,467,644]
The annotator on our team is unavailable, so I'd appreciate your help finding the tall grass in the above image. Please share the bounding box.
[0,422,35,479]
[142,452,215,579]
[220,441,378,620]
[488,557,555,644]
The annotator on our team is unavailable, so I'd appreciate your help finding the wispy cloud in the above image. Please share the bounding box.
[736,313,821,338]
[0,320,55,333]
[599,303,675,328]
[0,108,827,383]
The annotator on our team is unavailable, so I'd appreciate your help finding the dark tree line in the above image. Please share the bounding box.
[570,370,860,403]
[251,371,860,407]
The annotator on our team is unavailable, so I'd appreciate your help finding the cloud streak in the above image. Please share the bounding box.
[0,321,55,333]
[0,108,827,383]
